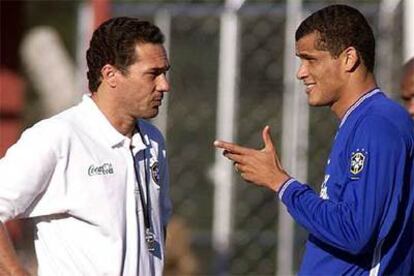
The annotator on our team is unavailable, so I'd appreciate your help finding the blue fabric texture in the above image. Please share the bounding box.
[281,91,414,275]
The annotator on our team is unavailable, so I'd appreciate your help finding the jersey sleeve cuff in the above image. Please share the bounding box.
[277,178,297,200]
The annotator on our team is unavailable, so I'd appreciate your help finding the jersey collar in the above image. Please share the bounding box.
[130,126,149,153]
[339,88,381,128]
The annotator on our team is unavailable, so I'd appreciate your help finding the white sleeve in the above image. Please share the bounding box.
[0,120,59,223]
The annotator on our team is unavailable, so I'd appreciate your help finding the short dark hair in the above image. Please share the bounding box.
[295,5,375,72]
[86,17,165,92]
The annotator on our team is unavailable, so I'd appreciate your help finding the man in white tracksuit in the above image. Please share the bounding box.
[0,17,172,275]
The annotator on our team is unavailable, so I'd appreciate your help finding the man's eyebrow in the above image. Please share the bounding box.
[296,52,314,59]
[149,65,171,73]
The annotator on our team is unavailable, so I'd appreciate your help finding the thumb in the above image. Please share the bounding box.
[262,125,274,151]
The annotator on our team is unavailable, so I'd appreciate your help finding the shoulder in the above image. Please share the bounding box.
[367,94,413,130]
[350,93,410,135]
[349,110,411,155]
[18,105,83,154]
[354,114,400,142]
[37,105,81,135]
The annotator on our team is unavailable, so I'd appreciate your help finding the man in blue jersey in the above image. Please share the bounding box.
[214,4,414,275]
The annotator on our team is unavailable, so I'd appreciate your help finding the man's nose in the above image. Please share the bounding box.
[296,63,307,80]
[157,74,170,92]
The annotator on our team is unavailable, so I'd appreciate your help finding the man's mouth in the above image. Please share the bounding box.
[153,99,162,107]
[304,83,316,94]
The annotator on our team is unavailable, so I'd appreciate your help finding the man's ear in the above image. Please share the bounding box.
[342,46,360,72]
[101,64,117,88]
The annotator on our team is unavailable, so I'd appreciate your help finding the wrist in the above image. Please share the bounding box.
[269,174,291,192]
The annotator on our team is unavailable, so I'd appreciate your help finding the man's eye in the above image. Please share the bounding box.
[150,71,162,76]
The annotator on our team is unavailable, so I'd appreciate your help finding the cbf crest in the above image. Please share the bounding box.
[151,161,160,184]
[350,149,368,176]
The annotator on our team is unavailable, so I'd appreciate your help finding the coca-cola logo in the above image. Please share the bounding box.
[88,163,114,176]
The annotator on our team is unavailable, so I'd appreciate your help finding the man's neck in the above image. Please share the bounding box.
[331,73,377,119]
[90,91,136,138]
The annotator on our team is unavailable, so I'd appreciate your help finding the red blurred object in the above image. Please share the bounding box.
[0,70,25,243]
[0,0,25,244]
[0,69,25,158]
[92,0,111,29]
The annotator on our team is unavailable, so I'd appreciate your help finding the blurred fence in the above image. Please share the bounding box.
[111,1,404,275]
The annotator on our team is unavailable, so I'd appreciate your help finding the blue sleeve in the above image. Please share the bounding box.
[281,115,407,254]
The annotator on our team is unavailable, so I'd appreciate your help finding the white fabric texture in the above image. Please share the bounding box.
[0,95,172,275]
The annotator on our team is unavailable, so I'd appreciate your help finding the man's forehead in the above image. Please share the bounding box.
[295,33,328,55]
[296,32,325,50]
[401,59,414,83]
[135,43,168,59]
[133,44,169,67]
[404,68,414,81]
[296,32,316,44]
[401,77,414,94]
[403,59,414,74]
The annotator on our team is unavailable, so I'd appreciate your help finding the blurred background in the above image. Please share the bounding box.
[0,0,413,275]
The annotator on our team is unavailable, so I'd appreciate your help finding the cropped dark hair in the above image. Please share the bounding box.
[86,17,164,92]
[295,5,375,72]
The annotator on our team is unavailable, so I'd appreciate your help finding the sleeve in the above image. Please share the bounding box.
[280,115,406,254]
[0,121,59,223]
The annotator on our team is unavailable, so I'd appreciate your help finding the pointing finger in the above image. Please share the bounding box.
[214,140,251,154]
[222,152,245,164]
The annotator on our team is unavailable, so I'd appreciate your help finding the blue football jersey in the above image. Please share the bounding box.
[279,89,414,275]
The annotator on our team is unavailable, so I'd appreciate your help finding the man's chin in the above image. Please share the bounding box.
[142,109,159,120]
[308,100,326,107]
[307,98,319,107]
[307,95,327,107]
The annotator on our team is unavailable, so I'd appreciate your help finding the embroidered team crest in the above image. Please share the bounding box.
[151,162,160,184]
[350,149,367,175]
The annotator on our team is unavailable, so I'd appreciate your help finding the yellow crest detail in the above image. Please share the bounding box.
[350,152,365,175]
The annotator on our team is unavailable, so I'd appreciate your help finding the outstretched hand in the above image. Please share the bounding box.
[213,126,290,192]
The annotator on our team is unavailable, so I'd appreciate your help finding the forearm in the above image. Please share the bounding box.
[281,181,375,254]
[0,222,28,276]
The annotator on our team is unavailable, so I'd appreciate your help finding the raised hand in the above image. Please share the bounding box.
[213,126,290,192]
